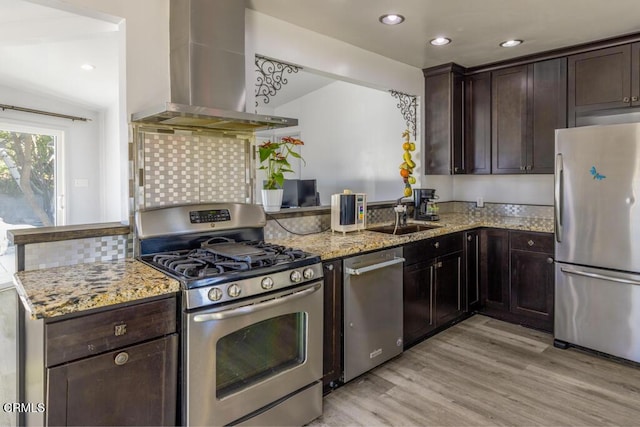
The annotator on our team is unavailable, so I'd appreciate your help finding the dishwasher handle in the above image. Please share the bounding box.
[345,257,406,276]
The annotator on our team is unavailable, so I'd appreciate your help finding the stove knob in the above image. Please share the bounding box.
[303,268,315,280]
[208,287,223,302]
[227,284,241,298]
[290,270,302,283]
[261,277,274,290]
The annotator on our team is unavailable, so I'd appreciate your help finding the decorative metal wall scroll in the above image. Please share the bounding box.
[255,55,302,108]
[389,90,417,139]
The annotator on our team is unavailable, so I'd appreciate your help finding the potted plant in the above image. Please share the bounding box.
[258,136,305,212]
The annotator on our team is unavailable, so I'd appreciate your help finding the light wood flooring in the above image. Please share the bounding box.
[310,315,640,426]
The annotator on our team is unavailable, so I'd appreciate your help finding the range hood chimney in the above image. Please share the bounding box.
[131,0,297,131]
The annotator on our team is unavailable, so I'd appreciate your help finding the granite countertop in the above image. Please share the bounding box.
[14,212,552,320]
[14,258,180,320]
[267,212,554,260]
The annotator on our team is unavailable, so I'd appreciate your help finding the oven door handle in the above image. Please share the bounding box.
[193,282,322,322]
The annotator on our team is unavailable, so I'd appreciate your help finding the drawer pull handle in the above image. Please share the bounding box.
[114,352,129,366]
[114,323,127,336]
[434,242,440,248]
[527,239,535,246]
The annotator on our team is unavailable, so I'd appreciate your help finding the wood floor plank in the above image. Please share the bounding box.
[309,315,640,426]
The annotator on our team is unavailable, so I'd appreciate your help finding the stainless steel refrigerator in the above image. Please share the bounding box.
[554,122,640,363]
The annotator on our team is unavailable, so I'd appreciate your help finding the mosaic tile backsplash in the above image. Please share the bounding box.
[24,234,133,271]
[263,201,552,239]
[143,133,249,208]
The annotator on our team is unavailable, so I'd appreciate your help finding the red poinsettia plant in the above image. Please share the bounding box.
[258,136,305,190]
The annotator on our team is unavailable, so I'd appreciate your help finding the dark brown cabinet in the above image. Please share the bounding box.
[403,233,464,347]
[480,228,510,313]
[492,58,567,174]
[45,297,178,426]
[47,335,178,426]
[479,229,554,332]
[568,43,640,126]
[322,260,342,391]
[423,63,465,174]
[465,72,492,174]
[509,232,554,331]
[464,230,481,312]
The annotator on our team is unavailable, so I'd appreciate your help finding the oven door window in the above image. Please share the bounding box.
[216,312,306,399]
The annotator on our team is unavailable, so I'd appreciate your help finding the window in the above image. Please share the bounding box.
[0,122,63,281]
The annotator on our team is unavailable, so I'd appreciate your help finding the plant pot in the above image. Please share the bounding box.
[261,189,283,213]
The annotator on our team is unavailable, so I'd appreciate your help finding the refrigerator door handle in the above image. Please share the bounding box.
[560,267,640,286]
[554,153,563,243]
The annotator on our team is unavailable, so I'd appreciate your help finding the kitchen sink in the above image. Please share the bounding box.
[367,223,441,235]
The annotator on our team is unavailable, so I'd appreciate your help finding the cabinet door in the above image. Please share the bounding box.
[464,231,481,312]
[465,72,492,174]
[632,42,640,107]
[492,65,528,174]
[568,44,632,126]
[403,261,434,346]
[510,250,554,332]
[435,251,464,326]
[322,260,342,390]
[47,334,178,426]
[480,228,510,313]
[528,58,567,173]
[424,65,464,174]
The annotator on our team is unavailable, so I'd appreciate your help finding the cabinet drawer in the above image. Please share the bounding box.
[427,232,463,258]
[510,231,553,254]
[404,232,463,264]
[46,297,177,367]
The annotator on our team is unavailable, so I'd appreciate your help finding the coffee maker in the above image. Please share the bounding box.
[413,188,440,221]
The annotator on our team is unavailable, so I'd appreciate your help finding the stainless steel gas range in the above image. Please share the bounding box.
[135,203,323,426]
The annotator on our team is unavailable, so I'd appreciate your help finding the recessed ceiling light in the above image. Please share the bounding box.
[379,14,405,25]
[80,63,96,71]
[500,39,523,48]
[430,37,452,46]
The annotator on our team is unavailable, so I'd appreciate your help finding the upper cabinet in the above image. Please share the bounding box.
[423,63,464,175]
[491,58,567,174]
[464,72,492,174]
[568,43,640,126]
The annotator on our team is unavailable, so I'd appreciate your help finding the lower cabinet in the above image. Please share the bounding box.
[403,233,464,348]
[44,297,178,426]
[322,260,343,391]
[480,229,554,332]
[47,335,178,426]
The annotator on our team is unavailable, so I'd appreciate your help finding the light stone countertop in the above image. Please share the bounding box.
[14,258,180,320]
[267,213,554,260]
[13,213,552,320]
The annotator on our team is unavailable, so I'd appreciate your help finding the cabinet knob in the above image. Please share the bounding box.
[114,352,129,366]
[454,167,459,172]
[546,257,554,264]
[467,235,473,241]
[623,97,630,103]
[633,96,639,102]
[325,264,334,271]
[434,242,440,248]
[527,239,535,246]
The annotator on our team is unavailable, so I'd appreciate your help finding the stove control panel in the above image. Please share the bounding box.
[185,262,324,309]
[189,209,231,224]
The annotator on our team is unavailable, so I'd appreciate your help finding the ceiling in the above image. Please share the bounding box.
[247,0,640,69]
[2,0,640,110]
[0,0,119,110]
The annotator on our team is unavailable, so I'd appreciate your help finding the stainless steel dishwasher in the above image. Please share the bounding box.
[343,247,405,382]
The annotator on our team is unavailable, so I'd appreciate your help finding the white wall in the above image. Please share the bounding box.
[271,81,410,204]
[454,175,554,205]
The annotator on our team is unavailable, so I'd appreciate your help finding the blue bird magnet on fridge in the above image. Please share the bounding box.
[590,166,606,180]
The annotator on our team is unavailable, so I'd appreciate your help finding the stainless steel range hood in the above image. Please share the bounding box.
[131,0,297,131]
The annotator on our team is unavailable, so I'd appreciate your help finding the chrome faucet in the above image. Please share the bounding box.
[394,197,409,227]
